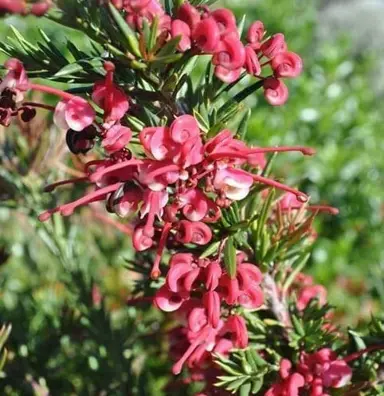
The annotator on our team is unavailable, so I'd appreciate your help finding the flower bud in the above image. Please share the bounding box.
[192,17,220,54]
[263,77,289,106]
[260,33,286,59]
[271,51,303,78]
[132,226,154,251]
[171,20,191,52]
[247,20,265,47]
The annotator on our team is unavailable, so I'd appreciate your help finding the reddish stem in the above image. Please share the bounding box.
[28,83,77,101]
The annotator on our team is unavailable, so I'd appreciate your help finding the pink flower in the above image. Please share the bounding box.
[0,0,26,14]
[177,2,201,32]
[132,225,154,251]
[102,124,132,153]
[0,58,29,101]
[297,285,327,310]
[263,77,289,106]
[298,349,353,391]
[213,168,253,201]
[219,263,263,309]
[54,98,95,131]
[260,33,287,59]
[266,359,305,396]
[210,8,237,37]
[170,114,200,144]
[272,51,303,78]
[244,45,261,76]
[175,220,212,246]
[30,0,52,16]
[154,285,186,312]
[171,20,192,52]
[223,315,248,348]
[214,66,242,83]
[192,17,221,54]
[247,21,265,49]
[203,291,221,328]
[92,64,129,127]
[139,189,169,237]
[212,34,246,71]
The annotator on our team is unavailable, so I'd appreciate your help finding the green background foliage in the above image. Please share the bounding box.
[0,0,383,394]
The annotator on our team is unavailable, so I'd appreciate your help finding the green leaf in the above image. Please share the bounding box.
[156,36,181,57]
[237,108,252,140]
[239,383,251,396]
[107,3,141,57]
[251,378,263,394]
[200,241,221,259]
[224,237,237,279]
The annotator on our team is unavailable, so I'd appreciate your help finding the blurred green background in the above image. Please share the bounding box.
[0,0,383,394]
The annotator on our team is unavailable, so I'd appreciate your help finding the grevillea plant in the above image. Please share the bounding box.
[0,0,383,395]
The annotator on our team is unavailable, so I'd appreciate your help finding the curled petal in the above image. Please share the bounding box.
[244,45,261,76]
[219,275,239,305]
[183,268,201,292]
[214,65,242,83]
[263,77,289,106]
[225,315,248,348]
[171,19,191,52]
[132,226,153,251]
[213,168,253,201]
[177,2,201,31]
[188,307,208,333]
[176,220,212,245]
[272,51,303,78]
[54,98,95,132]
[192,17,220,53]
[167,263,194,293]
[237,263,263,287]
[324,360,352,388]
[211,8,237,36]
[213,35,246,70]
[247,20,265,47]
[169,253,195,268]
[170,114,200,144]
[102,125,132,153]
[109,186,142,218]
[154,285,185,312]
[203,291,221,328]
[204,261,222,291]
[260,33,287,59]
[238,287,264,309]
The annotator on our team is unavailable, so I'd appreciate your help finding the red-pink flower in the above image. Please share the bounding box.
[175,220,212,245]
[0,58,29,101]
[0,0,26,14]
[297,285,327,310]
[213,168,253,201]
[171,20,192,52]
[260,33,287,59]
[265,359,305,396]
[244,45,261,76]
[192,17,221,54]
[211,8,237,37]
[92,63,129,126]
[263,77,289,106]
[102,124,132,153]
[54,98,95,131]
[272,51,303,78]
[212,34,246,71]
[247,20,265,49]
[177,2,201,32]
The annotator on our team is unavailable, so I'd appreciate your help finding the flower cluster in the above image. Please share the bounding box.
[154,253,262,373]
[266,349,353,396]
[110,0,302,105]
[0,0,52,16]
[3,2,383,394]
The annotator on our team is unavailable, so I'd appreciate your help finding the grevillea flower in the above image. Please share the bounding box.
[192,17,221,54]
[296,284,327,310]
[92,62,129,127]
[54,98,96,132]
[272,51,303,78]
[0,0,26,14]
[263,77,289,106]
[265,359,305,396]
[0,58,29,101]
[247,20,265,49]
[210,8,237,37]
[175,220,212,245]
[244,45,261,76]
[102,124,132,154]
[260,33,287,59]
[298,349,353,392]
[213,168,254,201]
[177,2,201,32]
[171,20,191,52]
[219,262,264,309]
